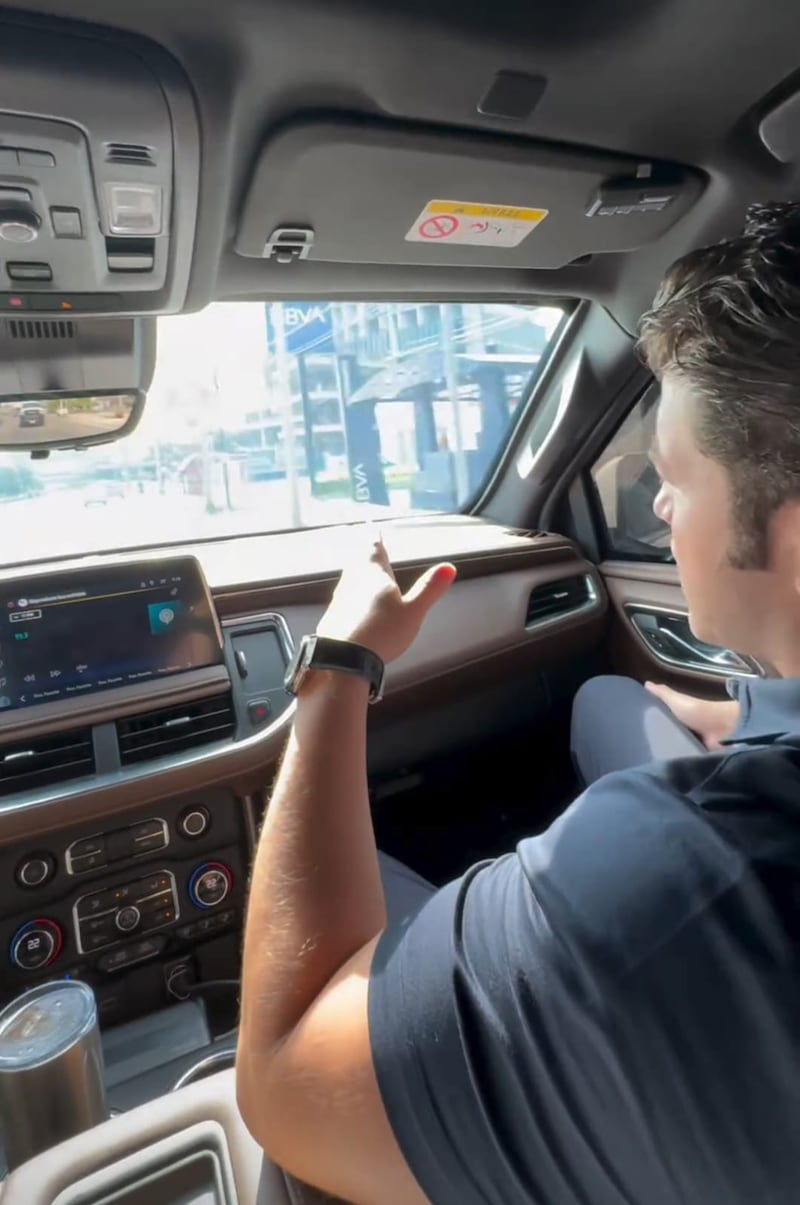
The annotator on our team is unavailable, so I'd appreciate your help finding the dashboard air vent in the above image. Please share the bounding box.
[117,693,236,766]
[7,319,75,341]
[525,575,594,626]
[105,141,156,167]
[0,728,95,798]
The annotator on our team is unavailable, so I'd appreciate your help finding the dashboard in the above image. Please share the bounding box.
[0,516,606,1038]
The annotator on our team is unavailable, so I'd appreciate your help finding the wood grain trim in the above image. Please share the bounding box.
[0,518,571,594]
[600,558,681,586]
[214,536,576,615]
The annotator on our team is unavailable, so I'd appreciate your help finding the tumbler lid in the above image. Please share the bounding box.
[0,980,97,1070]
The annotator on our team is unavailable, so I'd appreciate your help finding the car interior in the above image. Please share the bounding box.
[0,0,798,1200]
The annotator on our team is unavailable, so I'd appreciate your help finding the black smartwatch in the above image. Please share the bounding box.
[284,634,385,702]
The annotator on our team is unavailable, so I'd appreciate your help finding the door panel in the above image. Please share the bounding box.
[600,560,746,697]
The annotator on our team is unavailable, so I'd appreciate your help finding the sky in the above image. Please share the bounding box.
[136,302,273,443]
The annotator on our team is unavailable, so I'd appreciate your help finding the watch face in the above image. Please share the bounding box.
[283,656,296,694]
[302,634,319,670]
[284,635,313,696]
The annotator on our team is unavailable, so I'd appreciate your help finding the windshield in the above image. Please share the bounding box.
[0,301,565,566]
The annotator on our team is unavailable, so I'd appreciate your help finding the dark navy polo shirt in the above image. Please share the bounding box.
[369,678,800,1204]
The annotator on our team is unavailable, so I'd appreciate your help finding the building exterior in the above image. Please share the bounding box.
[246,301,562,509]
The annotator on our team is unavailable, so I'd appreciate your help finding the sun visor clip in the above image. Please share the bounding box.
[263,225,315,263]
[585,168,682,218]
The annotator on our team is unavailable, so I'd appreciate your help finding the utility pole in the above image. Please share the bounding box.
[269,302,302,528]
[439,303,469,503]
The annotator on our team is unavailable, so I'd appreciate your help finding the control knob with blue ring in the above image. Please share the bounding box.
[9,918,63,971]
[188,862,233,910]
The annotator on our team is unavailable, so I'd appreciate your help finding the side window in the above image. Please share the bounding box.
[589,391,671,559]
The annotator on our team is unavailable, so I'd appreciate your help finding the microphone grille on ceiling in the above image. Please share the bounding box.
[477,71,547,121]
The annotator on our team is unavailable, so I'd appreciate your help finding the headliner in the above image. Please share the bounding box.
[1,0,799,329]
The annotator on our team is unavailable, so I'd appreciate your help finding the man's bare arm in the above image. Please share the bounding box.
[236,540,454,1202]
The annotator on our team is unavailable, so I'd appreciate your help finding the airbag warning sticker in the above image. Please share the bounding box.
[405,199,548,248]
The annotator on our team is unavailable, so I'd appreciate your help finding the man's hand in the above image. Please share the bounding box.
[645,681,740,750]
[318,534,457,664]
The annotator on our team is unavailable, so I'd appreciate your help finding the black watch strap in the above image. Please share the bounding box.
[284,634,385,702]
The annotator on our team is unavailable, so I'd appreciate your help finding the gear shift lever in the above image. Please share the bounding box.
[0,979,108,1171]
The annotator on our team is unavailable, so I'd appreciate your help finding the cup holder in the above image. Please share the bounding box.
[171,1046,236,1092]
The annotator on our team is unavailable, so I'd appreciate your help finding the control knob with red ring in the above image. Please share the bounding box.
[9,918,63,971]
[188,862,233,910]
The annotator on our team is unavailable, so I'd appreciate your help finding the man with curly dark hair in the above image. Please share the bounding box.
[237,203,800,1205]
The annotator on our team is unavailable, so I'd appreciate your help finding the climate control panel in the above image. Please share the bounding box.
[74,870,178,955]
[1,792,246,1027]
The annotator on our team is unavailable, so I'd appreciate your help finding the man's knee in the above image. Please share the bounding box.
[571,675,631,785]
[571,673,704,786]
[571,675,642,750]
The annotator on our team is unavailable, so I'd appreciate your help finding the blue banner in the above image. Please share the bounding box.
[264,302,333,356]
[284,303,333,356]
[338,356,389,507]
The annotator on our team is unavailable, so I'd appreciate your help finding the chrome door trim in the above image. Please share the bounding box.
[623,603,765,679]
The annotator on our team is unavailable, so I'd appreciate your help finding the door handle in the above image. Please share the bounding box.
[651,624,753,673]
[626,607,763,678]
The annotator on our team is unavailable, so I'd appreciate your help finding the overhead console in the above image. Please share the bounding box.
[0,24,199,317]
[236,116,706,271]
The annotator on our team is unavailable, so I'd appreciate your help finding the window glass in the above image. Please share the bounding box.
[590,391,672,559]
[0,300,565,566]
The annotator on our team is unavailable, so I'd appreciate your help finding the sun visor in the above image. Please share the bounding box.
[235,118,704,270]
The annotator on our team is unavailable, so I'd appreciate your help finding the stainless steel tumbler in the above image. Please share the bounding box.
[0,979,108,1170]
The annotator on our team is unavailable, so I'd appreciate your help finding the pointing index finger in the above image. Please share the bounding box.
[366,526,396,578]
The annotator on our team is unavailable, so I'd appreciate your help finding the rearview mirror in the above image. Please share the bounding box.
[0,315,155,452]
[0,390,143,451]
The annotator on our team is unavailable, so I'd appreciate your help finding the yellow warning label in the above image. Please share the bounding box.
[405,199,548,248]
[425,200,548,223]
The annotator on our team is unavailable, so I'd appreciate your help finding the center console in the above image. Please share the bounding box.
[0,1070,277,1205]
[0,552,299,1192]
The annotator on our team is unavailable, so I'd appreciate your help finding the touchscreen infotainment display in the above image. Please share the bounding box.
[0,557,223,713]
